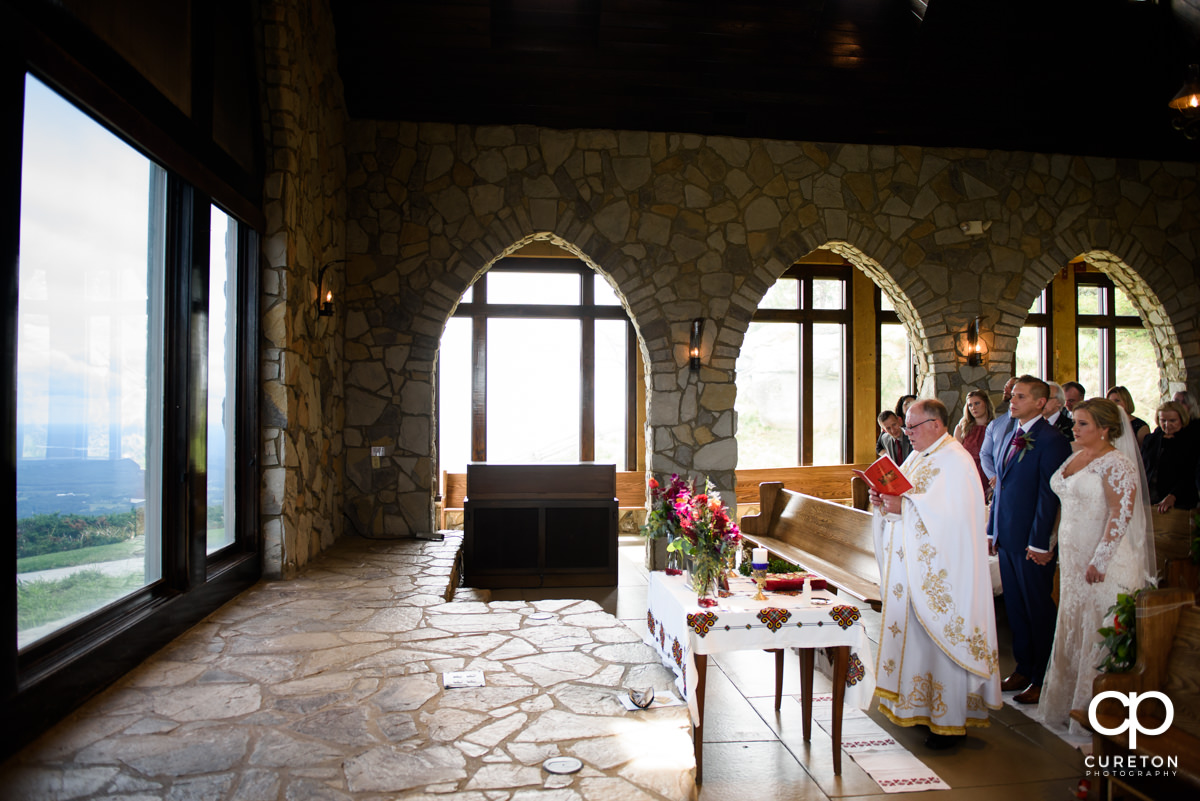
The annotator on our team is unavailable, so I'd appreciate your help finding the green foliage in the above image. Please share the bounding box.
[207,504,224,526]
[1097,588,1148,673]
[16,510,140,558]
[17,569,144,630]
[738,556,799,576]
[17,537,144,573]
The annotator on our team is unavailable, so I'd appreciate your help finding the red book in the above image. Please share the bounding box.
[853,454,913,496]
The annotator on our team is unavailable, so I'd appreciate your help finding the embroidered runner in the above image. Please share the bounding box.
[805,694,950,793]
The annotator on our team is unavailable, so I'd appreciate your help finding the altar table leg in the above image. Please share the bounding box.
[830,645,849,776]
[799,648,814,742]
[694,654,707,784]
[769,649,784,710]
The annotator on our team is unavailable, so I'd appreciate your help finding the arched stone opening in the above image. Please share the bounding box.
[1077,250,1188,402]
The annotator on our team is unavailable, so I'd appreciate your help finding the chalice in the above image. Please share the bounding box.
[751,561,769,601]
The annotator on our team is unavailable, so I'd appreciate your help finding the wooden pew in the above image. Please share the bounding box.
[1070,587,1200,800]
[735,464,869,507]
[739,482,881,611]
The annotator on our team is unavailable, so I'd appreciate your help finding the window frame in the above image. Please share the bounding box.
[747,262,853,465]
[1016,284,1053,377]
[438,256,637,473]
[1,17,261,758]
[1075,273,1143,393]
[875,285,916,412]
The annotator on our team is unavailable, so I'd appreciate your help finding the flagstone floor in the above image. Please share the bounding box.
[1,533,1094,801]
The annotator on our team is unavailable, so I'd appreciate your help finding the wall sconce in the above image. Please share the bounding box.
[1169,63,1200,139]
[955,316,988,367]
[689,318,704,371]
[316,261,337,318]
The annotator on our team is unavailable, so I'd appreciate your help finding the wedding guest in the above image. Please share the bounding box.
[877,410,912,465]
[994,377,1018,415]
[1107,386,1149,449]
[894,394,917,419]
[1175,391,1200,428]
[1141,401,1199,513]
[1043,382,1074,443]
[954,389,994,491]
[1063,381,1086,413]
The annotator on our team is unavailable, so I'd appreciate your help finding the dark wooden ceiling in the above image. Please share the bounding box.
[331,0,1200,162]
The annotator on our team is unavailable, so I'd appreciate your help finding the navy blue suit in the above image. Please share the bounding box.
[987,416,1071,687]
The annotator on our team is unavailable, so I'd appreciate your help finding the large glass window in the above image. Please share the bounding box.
[1016,287,1050,377]
[1077,274,1157,416]
[16,77,165,648]
[437,257,635,471]
[736,263,850,467]
[877,289,915,414]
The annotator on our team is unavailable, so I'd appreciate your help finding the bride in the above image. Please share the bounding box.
[1033,398,1156,737]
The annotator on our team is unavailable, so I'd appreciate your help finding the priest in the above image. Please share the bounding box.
[868,398,1002,749]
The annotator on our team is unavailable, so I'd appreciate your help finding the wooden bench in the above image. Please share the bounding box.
[439,469,646,530]
[734,464,870,508]
[439,464,870,529]
[739,482,881,611]
[1069,587,1200,800]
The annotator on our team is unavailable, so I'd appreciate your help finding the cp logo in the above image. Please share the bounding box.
[1087,691,1174,749]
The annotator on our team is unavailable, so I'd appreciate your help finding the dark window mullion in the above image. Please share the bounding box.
[187,195,210,585]
[580,273,594,461]
[800,319,813,466]
[471,276,487,463]
[163,176,195,590]
[624,321,637,471]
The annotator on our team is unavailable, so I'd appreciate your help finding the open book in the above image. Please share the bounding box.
[852,453,913,496]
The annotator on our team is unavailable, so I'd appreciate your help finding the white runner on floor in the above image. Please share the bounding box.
[803,693,950,793]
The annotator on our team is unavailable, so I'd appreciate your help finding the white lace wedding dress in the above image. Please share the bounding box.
[1035,448,1152,737]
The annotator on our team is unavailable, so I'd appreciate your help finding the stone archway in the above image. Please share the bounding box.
[1078,249,1187,400]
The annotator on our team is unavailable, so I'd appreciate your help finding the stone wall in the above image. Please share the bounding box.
[340,123,1199,539]
[257,0,347,576]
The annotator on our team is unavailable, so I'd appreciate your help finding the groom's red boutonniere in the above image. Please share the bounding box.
[1015,433,1036,462]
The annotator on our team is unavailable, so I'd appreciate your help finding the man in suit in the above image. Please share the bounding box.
[1063,380,1086,413]
[979,379,1017,489]
[987,375,1072,704]
[876,410,912,465]
[1043,381,1074,442]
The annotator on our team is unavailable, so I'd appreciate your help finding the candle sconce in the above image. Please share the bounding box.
[955,316,988,367]
[689,318,704,371]
[316,260,341,318]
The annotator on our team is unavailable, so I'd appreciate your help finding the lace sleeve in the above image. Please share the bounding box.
[1089,453,1137,574]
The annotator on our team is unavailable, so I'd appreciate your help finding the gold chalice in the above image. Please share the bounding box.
[752,563,768,601]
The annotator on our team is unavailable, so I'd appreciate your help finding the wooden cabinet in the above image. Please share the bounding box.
[463,463,618,589]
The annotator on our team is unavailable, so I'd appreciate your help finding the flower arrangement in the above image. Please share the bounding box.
[1097,587,1147,673]
[639,474,690,541]
[666,478,741,606]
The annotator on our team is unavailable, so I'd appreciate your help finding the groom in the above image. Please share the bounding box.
[987,375,1071,704]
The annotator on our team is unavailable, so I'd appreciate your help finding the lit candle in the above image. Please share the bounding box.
[752,548,768,566]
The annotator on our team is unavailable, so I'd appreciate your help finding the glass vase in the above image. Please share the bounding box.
[691,555,721,608]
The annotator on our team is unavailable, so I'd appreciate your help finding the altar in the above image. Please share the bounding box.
[644,571,876,781]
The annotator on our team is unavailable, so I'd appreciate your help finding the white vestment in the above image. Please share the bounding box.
[872,432,1002,734]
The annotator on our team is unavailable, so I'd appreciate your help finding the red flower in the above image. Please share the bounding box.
[1113,614,1124,634]
[649,477,659,490]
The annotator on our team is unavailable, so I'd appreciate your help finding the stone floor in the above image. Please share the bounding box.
[1,534,1094,801]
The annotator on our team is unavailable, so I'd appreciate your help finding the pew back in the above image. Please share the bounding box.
[740,482,881,610]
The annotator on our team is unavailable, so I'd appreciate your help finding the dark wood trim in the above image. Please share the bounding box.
[453,302,629,321]
[471,278,487,463]
[0,8,23,701]
[186,192,210,587]
[580,270,595,462]
[164,176,195,590]
[624,321,637,471]
[11,1,263,228]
